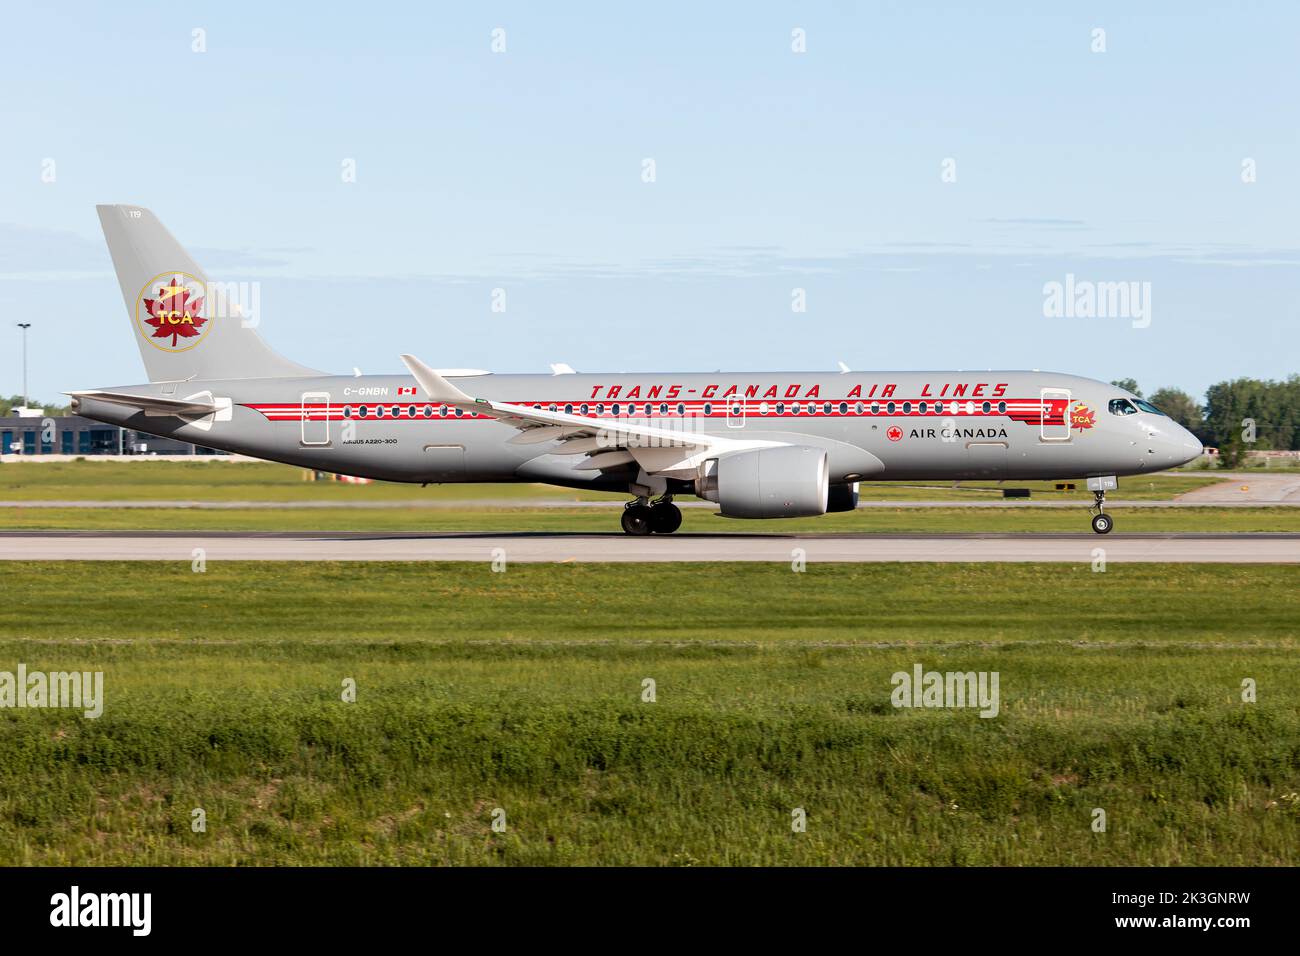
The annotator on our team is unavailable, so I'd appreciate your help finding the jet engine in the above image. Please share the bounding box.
[695,446,829,518]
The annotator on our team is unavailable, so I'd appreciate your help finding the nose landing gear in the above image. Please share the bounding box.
[1089,490,1113,534]
[1086,475,1118,534]
[621,496,682,535]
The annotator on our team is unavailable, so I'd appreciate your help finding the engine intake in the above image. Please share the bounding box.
[696,446,829,518]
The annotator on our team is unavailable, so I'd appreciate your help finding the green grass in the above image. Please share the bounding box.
[0,562,1297,865]
[4,504,1299,532]
[0,460,1223,502]
[1,562,1296,644]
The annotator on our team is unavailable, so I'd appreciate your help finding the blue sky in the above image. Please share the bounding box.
[1,1,1297,403]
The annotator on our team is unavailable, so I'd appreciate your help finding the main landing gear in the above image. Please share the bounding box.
[621,496,682,535]
[1089,490,1113,535]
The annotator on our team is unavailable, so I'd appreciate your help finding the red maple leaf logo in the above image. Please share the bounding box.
[1070,403,1096,430]
[143,277,206,347]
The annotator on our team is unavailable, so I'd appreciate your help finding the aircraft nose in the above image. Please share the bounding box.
[1174,426,1203,465]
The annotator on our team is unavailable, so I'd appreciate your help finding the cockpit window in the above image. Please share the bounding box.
[1132,399,1165,415]
[1108,399,1138,416]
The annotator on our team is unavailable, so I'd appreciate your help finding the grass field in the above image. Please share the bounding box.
[1,562,1296,865]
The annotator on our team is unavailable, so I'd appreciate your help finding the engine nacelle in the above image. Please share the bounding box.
[696,446,829,518]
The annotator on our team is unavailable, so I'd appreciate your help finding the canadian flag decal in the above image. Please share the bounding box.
[398,386,417,396]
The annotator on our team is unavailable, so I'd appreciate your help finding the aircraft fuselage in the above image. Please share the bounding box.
[73,369,1203,492]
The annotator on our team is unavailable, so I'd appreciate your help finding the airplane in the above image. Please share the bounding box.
[70,205,1204,535]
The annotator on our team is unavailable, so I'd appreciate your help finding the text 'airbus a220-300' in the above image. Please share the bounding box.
[72,205,1203,535]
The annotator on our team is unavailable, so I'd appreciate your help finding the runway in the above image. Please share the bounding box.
[1,531,1296,563]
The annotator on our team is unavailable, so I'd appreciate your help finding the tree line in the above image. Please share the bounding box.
[1,394,71,417]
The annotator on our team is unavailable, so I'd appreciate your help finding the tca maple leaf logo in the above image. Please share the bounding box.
[1070,402,1096,430]
[142,276,206,348]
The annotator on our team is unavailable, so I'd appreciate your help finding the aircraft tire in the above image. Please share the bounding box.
[621,505,654,535]
[1091,513,1113,534]
[649,502,683,534]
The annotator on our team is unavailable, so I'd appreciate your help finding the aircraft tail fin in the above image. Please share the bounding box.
[96,204,320,382]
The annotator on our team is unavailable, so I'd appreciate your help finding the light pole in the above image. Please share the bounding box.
[16,323,31,411]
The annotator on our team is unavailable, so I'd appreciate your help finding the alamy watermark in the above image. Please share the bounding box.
[1043,273,1151,328]
[891,663,999,718]
[0,664,103,718]
[50,886,150,936]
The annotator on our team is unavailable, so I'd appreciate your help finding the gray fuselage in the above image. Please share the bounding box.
[73,369,1204,495]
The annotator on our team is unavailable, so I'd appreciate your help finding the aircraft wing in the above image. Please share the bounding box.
[67,390,222,417]
[400,354,777,477]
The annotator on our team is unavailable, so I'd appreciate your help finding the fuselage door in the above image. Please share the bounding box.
[1040,387,1071,442]
[300,391,330,446]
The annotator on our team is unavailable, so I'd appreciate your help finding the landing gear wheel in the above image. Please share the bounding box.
[621,504,654,536]
[1088,488,1112,534]
[649,502,683,534]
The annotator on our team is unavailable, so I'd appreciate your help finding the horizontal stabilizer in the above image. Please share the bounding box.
[67,390,220,417]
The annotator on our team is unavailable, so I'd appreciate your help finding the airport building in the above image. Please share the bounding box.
[1,411,222,456]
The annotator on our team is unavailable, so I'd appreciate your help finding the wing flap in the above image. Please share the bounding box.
[574,450,636,470]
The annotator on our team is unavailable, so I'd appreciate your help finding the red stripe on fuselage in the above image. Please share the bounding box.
[241,398,1066,425]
